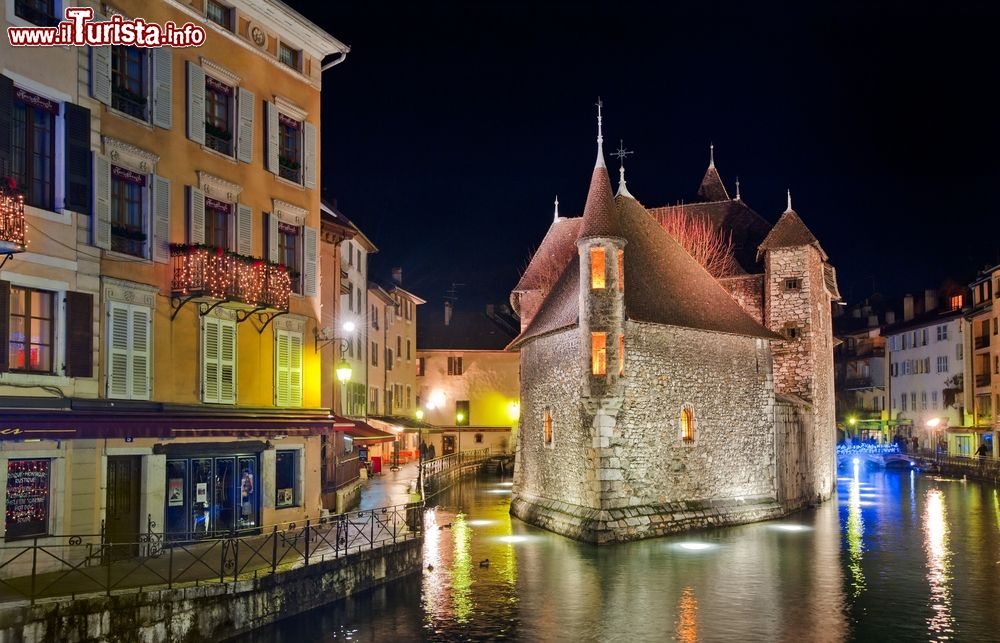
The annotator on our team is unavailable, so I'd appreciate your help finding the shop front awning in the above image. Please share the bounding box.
[0,409,355,442]
[345,420,396,444]
[367,415,437,430]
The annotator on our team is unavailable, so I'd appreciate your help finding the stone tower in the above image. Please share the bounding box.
[760,192,839,504]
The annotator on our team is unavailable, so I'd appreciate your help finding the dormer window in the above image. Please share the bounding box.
[591,332,607,375]
[951,294,963,310]
[617,250,624,291]
[590,247,606,289]
[279,43,301,71]
[206,0,233,31]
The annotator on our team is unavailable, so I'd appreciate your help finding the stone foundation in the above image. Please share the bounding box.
[511,492,785,544]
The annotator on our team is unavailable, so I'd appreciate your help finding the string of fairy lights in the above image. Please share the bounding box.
[170,244,292,309]
[0,181,27,251]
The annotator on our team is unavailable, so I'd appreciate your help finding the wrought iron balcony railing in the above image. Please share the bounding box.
[976,373,992,388]
[0,182,26,255]
[844,377,876,390]
[975,335,990,350]
[170,244,291,311]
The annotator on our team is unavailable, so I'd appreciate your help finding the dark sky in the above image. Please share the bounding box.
[296,0,1000,311]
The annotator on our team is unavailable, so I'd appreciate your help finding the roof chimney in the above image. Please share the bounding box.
[885,310,896,325]
[391,267,402,286]
[903,294,914,321]
[924,288,938,312]
[444,300,453,326]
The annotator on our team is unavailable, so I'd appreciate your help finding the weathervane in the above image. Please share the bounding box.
[612,140,633,168]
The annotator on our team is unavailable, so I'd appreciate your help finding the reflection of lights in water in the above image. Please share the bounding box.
[486,489,513,494]
[496,535,533,544]
[924,489,954,639]
[452,513,473,623]
[770,524,811,532]
[674,542,716,552]
[497,482,514,487]
[994,490,1000,531]
[675,586,698,643]
[852,457,860,465]
[837,477,853,482]
[467,519,496,527]
[422,508,441,621]
[846,461,866,598]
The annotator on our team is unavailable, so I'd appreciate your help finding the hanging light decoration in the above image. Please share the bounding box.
[0,178,26,254]
[170,244,292,309]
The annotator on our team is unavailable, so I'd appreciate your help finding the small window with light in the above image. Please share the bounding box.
[617,250,624,291]
[680,407,695,442]
[543,409,553,447]
[591,332,607,375]
[590,247,606,289]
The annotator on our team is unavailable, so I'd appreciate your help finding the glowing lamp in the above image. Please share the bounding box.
[415,409,424,420]
[848,417,856,426]
[342,321,356,333]
[335,359,352,383]
[456,412,465,423]
[428,390,446,410]
[507,401,521,421]
[926,417,941,428]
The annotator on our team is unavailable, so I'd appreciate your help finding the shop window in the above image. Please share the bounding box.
[275,450,298,508]
[110,165,147,257]
[681,407,695,442]
[591,332,607,375]
[344,435,354,454]
[590,247,606,289]
[206,0,233,30]
[543,409,553,446]
[11,86,56,210]
[111,46,148,120]
[8,286,54,373]
[5,459,51,540]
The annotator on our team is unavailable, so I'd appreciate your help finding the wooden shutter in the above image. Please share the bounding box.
[288,331,303,406]
[267,213,279,262]
[0,76,13,178]
[107,302,130,398]
[202,316,220,402]
[64,103,92,215]
[220,320,236,404]
[152,175,171,263]
[186,62,205,145]
[303,121,317,189]
[236,87,254,164]
[152,48,173,129]
[0,281,9,372]
[188,186,205,244]
[90,41,112,106]
[265,101,279,174]
[93,155,111,249]
[236,204,252,256]
[130,305,151,400]
[65,291,93,378]
[302,225,318,296]
[275,329,290,406]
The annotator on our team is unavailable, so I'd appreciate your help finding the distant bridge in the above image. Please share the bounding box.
[837,444,919,469]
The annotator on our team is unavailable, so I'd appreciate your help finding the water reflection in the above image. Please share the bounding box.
[845,461,866,598]
[675,586,698,643]
[923,488,954,641]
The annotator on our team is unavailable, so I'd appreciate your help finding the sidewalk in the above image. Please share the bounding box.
[359,461,420,510]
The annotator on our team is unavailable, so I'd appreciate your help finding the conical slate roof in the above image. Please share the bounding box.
[577,164,621,240]
[513,217,582,293]
[757,208,826,259]
[697,164,729,202]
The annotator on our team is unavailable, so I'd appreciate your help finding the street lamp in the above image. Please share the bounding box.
[336,359,352,384]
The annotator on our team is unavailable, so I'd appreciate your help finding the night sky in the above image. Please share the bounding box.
[295,0,1000,311]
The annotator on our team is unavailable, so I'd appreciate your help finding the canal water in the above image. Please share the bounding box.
[252,464,1000,641]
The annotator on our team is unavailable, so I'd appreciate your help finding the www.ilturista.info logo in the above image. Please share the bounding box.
[8,7,206,47]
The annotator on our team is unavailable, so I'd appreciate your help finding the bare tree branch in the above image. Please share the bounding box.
[659,211,739,278]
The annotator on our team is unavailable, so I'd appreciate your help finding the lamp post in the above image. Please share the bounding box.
[926,417,942,457]
[416,407,426,498]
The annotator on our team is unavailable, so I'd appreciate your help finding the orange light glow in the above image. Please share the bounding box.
[618,333,624,376]
[592,332,607,375]
[590,247,606,289]
[617,249,624,291]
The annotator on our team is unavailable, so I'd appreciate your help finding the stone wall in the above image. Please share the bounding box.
[719,273,765,324]
[774,396,815,510]
[0,539,422,643]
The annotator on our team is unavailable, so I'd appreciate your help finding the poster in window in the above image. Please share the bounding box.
[5,459,51,539]
[195,482,208,505]
[168,478,184,506]
[276,488,293,507]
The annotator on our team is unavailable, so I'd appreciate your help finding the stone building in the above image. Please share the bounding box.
[508,109,839,543]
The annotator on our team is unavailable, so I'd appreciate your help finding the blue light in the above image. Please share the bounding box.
[852,457,860,465]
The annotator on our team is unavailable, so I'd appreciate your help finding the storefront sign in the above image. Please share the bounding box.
[5,459,50,539]
[168,478,184,506]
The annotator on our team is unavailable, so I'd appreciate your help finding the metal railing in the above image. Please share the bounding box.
[934,454,1000,484]
[170,245,292,310]
[422,447,492,480]
[0,502,421,604]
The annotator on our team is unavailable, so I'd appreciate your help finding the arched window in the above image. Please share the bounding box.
[680,407,695,442]
[617,249,624,291]
[590,247,606,289]
[543,409,553,446]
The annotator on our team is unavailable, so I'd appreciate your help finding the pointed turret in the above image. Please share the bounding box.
[578,100,620,239]
[696,143,730,202]
[613,140,635,199]
[758,190,826,259]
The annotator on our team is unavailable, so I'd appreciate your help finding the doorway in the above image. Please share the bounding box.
[442,435,456,456]
[106,456,142,560]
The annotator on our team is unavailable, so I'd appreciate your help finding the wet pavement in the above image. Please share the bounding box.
[358,461,421,510]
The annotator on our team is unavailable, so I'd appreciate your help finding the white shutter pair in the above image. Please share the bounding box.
[93,156,169,261]
[275,329,303,407]
[264,101,316,188]
[188,62,254,161]
[203,317,237,404]
[91,37,171,128]
[107,302,151,400]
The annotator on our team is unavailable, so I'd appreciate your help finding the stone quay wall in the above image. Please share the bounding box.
[0,539,422,643]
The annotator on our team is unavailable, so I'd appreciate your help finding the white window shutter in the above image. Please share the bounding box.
[130,306,151,400]
[266,101,279,174]
[188,186,205,244]
[289,331,303,406]
[152,48,173,129]
[303,121,317,189]
[237,87,254,164]
[187,62,205,145]
[220,320,237,404]
[202,317,221,403]
[302,225,318,296]
[275,330,290,406]
[94,154,111,250]
[152,175,171,263]
[236,204,253,256]
[107,302,130,398]
[90,39,112,106]
[267,213,279,262]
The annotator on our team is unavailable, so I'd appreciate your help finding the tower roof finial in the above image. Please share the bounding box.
[612,140,634,198]
[735,176,741,201]
[786,188,793,212]
[553,195,560,221]
[595,97,605,169]
[709,142,715,168]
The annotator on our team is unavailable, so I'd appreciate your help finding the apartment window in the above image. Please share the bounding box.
[278,113,302,183]
[456,400,470,426]
[279,42,301,71]
[950,294,963,310]
[277,222,301,293]
[617,250,624,291]
[369,386,378,412]
[7,287,54,373]
[783,278,801,291]
[901,395,907,412]
[406,386,411,409]
[386,348,393,371]
[543,409,553,446]
[14,0,57,26]
[11,87,56,210]
[937,356,949,373]
[618,333,624,376]
[474,433,484,444]
[202,316,236,404]
[932,391,939,409]
[206,0,233,30]
[680,407,695,442]
[111,46,148,120]
[924,357,931,373]
[347,282,354,312]
[957,343,964,361]
[921,392,927,410]
[5,459,52,539]
[590,247,606,289]
[936,325,948,341]
[371,305,379,329]
[396,335,402,359]
[274,330,303,407]
[784,323,801,340]
[204,197,231,249]
[274,450,299,508]
[107,302,151,400]
[204,76,234,155]
[910,392,916,410]
[371,342,378,366]
[902,335,908,350]
[447,356,463,376]
[994,318,998,336]
[921,329,928,346]
[995,355,999,375]
[406,339,412,360]
[591,332,607,375]
[110,166,146,257]
[416,357,425,377]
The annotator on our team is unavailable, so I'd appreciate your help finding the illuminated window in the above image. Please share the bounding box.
[617,250,624,291]
[680,407,695,442]
[590,247,606,289]
[950,294,963,310]
[591,332,607,375]
[618,333,624,376]
[543,409,553,446]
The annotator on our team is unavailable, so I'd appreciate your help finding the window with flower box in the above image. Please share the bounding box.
[111,46,148,120]
[204,76,234,156]
[110,165,146,257]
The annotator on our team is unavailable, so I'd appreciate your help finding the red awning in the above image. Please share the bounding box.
[0,410,354,442]
[346,420,396,444]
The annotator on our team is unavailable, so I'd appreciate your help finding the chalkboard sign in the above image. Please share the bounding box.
[5,459,50,539]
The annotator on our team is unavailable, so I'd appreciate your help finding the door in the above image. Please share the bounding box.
[442,435,456,456]
[106,456,142,560]
[215,457,236,535]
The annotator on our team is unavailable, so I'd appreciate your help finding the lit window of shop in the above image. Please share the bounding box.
[164,450,260,539]
[275,450,299,508]
[5,459,51,540]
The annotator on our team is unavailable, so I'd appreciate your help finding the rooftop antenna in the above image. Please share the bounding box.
[444,282,465,304]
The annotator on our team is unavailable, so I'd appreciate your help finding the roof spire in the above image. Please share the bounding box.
[709,142,715,168]
[595,97,605,168]
[553,195,560,221]
[786,189,793,212]
[612,139,634,198]
[735,176,741,201]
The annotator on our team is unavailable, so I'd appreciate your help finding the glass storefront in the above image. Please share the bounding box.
[165,453,259,540]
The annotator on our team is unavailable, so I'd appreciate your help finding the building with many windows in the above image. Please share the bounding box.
[833,301,892,441]
[0,0,349,562]
[958,266,1000,457]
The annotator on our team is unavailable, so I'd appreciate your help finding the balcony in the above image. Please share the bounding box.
[844,377,875,390]
[0,182,26,255]
[976,373,992,388]
[975,335,990,350]
[170,245,291,318]
[278,156,301,184]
